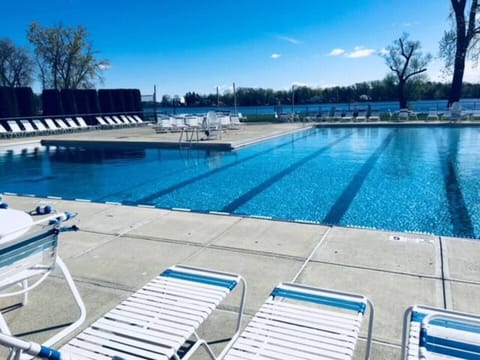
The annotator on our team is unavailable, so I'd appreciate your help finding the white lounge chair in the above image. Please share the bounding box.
[0,265,246,360]
[103,116,117,125]
[120,115,134,124]
[44,118,62,133]
[220,282,374,360]
[54,118,72,132]
[95,116,109,126]
[7,120,23,136]
[0,123,10,137]
[75,117,89,128]
[19,119,38,135]
[133,114,144,123]
[368,110,381,121]
[65,117,80,129]
[112,115,127,125]
[402,305,480,359]
[342,111,354,122]
[32,119,49,133]
[355,110,367,122]
[426,109,439,121]
[0,211,86,359]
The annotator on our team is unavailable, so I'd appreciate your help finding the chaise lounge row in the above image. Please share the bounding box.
[0,117,93,137]
[95,114,145,128]
[1,254,478,359]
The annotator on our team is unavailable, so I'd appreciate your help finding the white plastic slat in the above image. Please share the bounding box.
[262,301,362,332]
[134,290,215,315]
[65,338,163,360]
[83,327,175,356]
[147,277,228,301]
[92,318,183,347]
[145,280,226,303]
[61,342,113,359]
[115,302,201,329]
[105,308,192,337]
[245,318,358,350]
[255,305,362,337]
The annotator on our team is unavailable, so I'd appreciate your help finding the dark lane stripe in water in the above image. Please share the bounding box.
[434,130,474,238]
[129,129,316,205]
[222,132,354,213]
[322,130,396,225]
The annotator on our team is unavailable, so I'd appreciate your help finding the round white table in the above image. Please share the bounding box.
[0,209,33,243]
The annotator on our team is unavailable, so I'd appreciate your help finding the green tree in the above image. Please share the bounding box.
[382,33,432,109]
[440,0,480,106]
[27,22,109,90]
[0,38,34,87]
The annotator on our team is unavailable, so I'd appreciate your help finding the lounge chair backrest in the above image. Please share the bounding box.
[20,120,36,132]
[133,115,143,123]
[112,115,124,124]
[221,282,374,360]
[44,118,59,130]
[65,118,78,128]
[103,116,116,125]
[7,121,22,133]
[95,116,108,125]
[120,115,132,123]
[75,117,88,127]
[32,119,47,131]
[55,119,69,129]
[205,111,219,129]
[402,305,480,359]
[0,123,8,133]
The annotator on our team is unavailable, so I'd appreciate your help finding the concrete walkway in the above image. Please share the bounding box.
[1,195,479,359]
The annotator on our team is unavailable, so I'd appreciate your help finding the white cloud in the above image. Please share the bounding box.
[98,63,111,70]
[345,46,376,58]
[276,35,302,45]
[271,53,281,59]
[328,48,346,56]
[379,48,389,56]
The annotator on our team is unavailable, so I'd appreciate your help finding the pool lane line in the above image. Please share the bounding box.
[433,130,475,238]
[322,130,397,225]
[128,129,317,205]
[221,132,354,213]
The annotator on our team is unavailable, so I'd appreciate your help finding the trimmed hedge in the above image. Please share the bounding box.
[42,89,64,116]
[0,87,19,118]
[15,87,35,117]
[98,89,114,113]
[61,89,78,115]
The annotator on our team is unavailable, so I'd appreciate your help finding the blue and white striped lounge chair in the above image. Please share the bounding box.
[219,282,374,360]
[0,265,247,360]
[0,210,85,359]
[402,305,480,359]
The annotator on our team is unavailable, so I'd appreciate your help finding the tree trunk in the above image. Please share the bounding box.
[398,80,407,109]
[449,50,466,106]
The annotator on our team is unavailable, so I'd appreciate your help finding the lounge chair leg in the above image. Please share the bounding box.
[41,256,86,348]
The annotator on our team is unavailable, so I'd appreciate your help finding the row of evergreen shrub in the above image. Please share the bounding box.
[0,88,143,122]
[42,89,141,117]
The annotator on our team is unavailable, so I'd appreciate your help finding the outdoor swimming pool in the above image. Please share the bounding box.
[1,126,479,238]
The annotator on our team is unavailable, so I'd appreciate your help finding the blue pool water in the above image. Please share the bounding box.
[1,126,479,238]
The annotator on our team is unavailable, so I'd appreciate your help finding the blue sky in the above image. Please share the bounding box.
[1,0,468,96]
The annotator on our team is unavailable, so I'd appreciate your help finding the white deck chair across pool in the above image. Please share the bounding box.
[219,282,374,360]
[401,305,480,359]
[0,265,247,360]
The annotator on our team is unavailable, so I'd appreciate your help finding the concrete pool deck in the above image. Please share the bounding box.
[1,195,479,359]
[1,122,480,359]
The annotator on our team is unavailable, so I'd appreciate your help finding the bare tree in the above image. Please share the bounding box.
[440,0,480,106]
[0,39,34,87]
[27,22,110,90]
[382,33,432,109]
